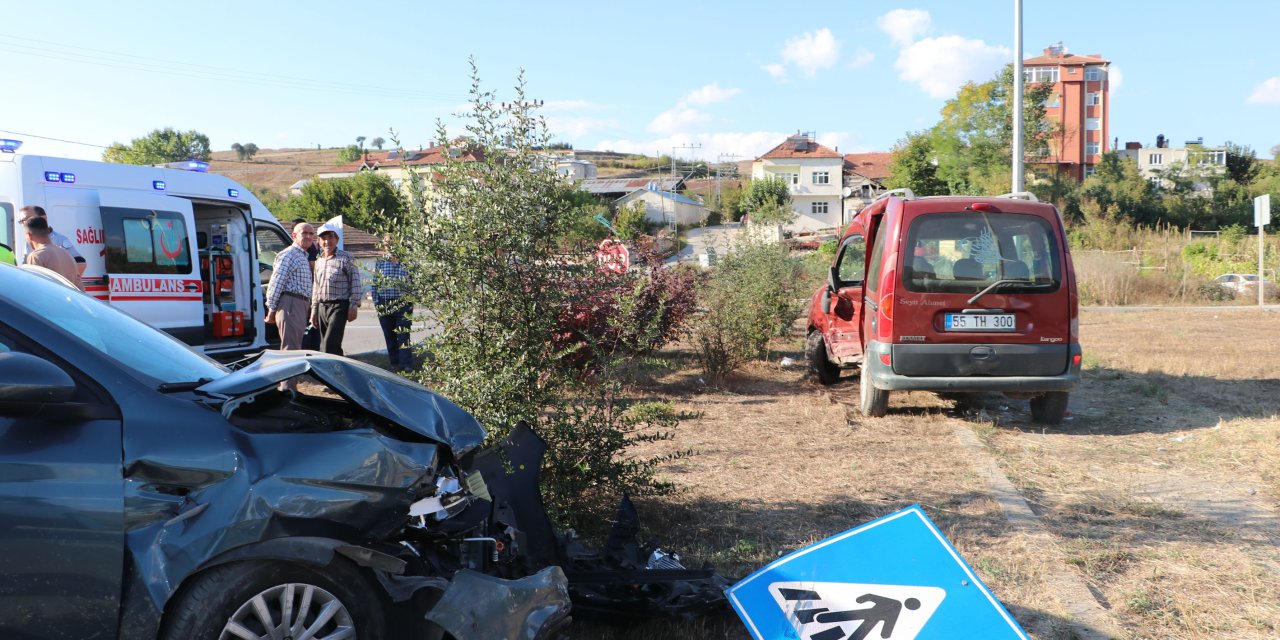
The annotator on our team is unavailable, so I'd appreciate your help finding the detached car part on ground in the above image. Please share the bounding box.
[0,263,727,640]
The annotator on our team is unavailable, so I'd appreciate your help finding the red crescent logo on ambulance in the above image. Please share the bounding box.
[158,220,184,259]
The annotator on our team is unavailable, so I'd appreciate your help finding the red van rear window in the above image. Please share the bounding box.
[902,212,1061,294]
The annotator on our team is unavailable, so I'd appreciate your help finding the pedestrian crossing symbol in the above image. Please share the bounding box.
[770,582,945,640]
[727,505,1028,640]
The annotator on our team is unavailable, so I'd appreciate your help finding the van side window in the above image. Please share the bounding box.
[255,224,292,287]
[0,203,13,251]
[865,224,887,295]
[102,207,192,274]
[835,235,865,286]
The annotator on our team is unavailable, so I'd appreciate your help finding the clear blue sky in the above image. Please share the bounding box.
[4,1,1277,163]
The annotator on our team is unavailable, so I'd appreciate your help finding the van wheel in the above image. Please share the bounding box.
[160,559,387,640]
[806,331,839,385]
[859,364,889,417]
[1030,392,1069,425]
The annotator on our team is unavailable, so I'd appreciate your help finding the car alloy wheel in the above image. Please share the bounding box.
[220,582,357,640]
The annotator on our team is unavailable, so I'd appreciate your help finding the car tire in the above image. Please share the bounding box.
[858,364,889,417]
[1030,391,1069,425]
[806,331,840,385]
[159,559,388,640]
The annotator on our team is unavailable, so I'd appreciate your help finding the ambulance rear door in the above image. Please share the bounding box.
[96,188,203,345]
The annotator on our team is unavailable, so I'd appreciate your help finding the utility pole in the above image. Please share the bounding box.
[1012,0,1025,193]
[716,153,741,212]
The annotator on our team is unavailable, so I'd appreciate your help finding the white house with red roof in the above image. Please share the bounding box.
[842,151,893,215]
[751,133,844,231]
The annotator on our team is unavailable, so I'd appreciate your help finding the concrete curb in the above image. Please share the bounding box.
[952,425,1123,640]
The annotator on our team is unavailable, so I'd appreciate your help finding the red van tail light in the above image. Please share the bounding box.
[968,202,996,212]
[1072,353,1082,366]
[880,292,893,320]
[880,353,892,366]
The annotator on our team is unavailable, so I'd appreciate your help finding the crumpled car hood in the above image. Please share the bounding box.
[197,350,486,455]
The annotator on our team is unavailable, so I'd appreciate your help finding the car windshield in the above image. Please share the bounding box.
[902,211,1062,294]
[3,266,227,384]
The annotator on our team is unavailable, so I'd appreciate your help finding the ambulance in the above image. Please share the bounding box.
[0,143,292,360]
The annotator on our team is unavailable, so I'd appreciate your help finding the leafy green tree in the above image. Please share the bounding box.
[103,128,211,165]
[929,65,1055,194]
[740,175,791,212]
[1080,152,1164,226]
[391,63,689,525]
[1224,142,1261,185]
[886,131,947,195]
[370,136,385,150]
[355,135,367,150]
[614,201,649,240]
[337,144,362,162]
[271,171,403,232]
[230,142,260,162]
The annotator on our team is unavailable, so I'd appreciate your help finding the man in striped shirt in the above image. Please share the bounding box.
[311,224,362,356]
[265,223,316,363]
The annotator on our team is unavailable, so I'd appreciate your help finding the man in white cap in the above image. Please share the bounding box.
[310,222,362,355]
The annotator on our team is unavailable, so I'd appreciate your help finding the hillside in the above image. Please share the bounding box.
[208,147,344,196]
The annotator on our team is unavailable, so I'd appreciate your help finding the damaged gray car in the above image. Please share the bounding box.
[0,263,726,640]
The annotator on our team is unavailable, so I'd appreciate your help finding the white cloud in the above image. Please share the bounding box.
[685,82,741,106]
[648,106,711,135]
[763,63,787,79]
[545,116,619,140]
[780,28,841,76]
[895,35,1010,98]
[876,9,932,46]
[847,47,875,70]
[1247,77,1280,105]
[1108,66,1124,93]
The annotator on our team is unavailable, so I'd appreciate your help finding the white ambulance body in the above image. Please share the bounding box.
[0,152,293,360]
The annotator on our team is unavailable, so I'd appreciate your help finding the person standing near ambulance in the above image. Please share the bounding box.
[19,205,86,277]
[311,223,361,356]
[23,216,84,291]
[265,222,316,362]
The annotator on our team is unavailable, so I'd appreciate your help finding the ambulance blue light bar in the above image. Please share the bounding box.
[44,171,76,183]
[185,160,210,172]
[227,188,240,198]
[60,173,76,184]
[153,180,166,191]
[0,139,21,153]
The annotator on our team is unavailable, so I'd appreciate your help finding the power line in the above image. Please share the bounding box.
[0,35,471,101]
[0,128,110,148]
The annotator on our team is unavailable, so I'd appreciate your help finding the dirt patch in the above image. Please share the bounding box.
[353,309,1279,638]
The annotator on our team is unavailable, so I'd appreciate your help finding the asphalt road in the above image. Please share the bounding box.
[341,303,436,356]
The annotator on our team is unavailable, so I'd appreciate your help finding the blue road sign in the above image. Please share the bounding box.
[728,505,1028,640]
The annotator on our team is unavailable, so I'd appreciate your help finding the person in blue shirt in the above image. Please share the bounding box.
[372,249,412,371]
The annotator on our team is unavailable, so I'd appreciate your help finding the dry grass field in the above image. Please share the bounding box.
[568,307,1280,639]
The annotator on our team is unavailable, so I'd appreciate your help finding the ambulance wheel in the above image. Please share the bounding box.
[859,364,889,417]
[806,331,839,385]
[1030,392,1068,425]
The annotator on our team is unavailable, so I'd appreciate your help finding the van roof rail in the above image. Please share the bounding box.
[873,188,915,203]
[997,191,1039,202]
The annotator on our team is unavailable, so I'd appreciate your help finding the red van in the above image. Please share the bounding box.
[806,189,1082,424]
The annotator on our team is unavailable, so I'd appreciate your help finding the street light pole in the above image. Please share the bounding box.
[1012,0,1025,193]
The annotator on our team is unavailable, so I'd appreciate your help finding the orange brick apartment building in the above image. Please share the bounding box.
[1024,43,1111,181]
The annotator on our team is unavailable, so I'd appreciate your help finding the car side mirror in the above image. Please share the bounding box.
[0,352,76,406]
[821,289,833,315]
[827,265,838,291]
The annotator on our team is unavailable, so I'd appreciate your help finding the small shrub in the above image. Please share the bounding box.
[693,240,807,382]
[614,201,649,240]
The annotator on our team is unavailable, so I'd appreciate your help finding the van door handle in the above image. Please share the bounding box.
[185,283,200,291]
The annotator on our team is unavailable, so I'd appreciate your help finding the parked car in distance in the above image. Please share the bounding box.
[806,189,1082,424]
[1215,273,1275,298]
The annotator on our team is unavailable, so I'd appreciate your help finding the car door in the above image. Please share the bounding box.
[0,326,124,639]
[97,188,203,345]
[255,221,293,347]
[824,233,866,363]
